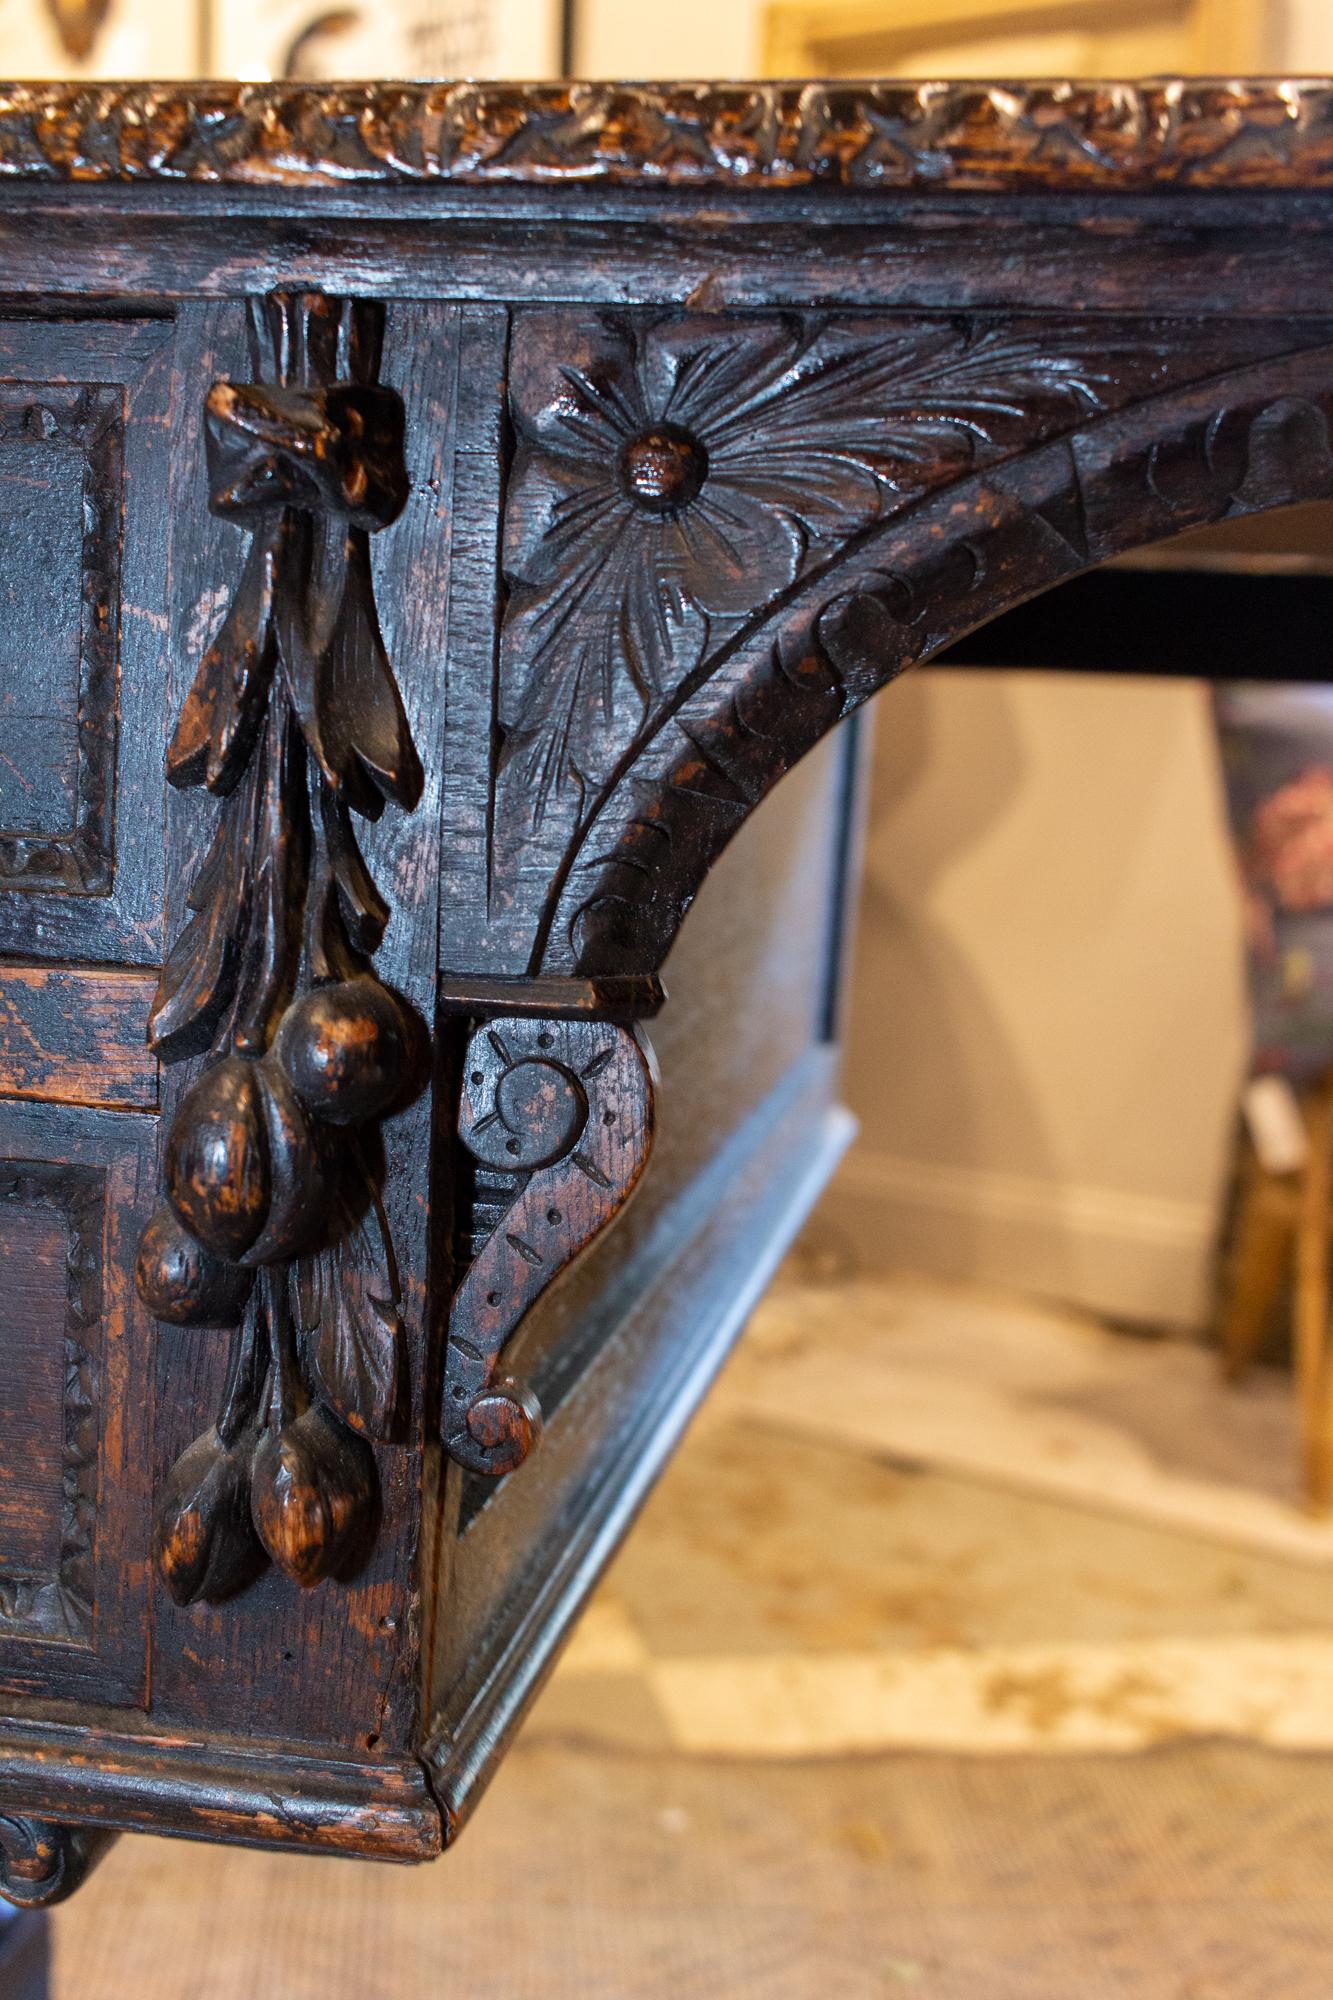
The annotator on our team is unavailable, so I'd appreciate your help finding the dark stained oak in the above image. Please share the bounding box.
[0,75,1330,1900]
[0,968,157,1111]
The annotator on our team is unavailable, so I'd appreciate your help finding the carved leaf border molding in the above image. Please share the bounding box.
[1,81,1332,190]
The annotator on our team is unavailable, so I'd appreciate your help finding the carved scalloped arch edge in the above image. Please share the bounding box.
[4,80,1333,190]
[546,346,1333,976]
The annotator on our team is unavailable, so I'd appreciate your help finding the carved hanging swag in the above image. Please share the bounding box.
[135,291,422,1606]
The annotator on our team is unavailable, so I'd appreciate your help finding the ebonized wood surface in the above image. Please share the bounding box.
[0,74,1330,1898]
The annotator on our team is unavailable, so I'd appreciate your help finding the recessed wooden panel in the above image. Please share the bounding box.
[0,317,174,967]
[0,966,158,1112]
[0,1164,101,1643]
[0,384,121,896]
[0,1104,155,1709]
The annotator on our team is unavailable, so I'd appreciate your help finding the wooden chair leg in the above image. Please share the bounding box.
[1296,1074,1333,1511]
[1218,1142,1297,1383]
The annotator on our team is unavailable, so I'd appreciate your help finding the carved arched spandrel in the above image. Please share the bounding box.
[530,337,1333,978]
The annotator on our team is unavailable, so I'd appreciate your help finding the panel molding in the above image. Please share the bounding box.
[0,316,173,968]
[0,1163,102,1645]
[0,1101,154,1710]
[0,382,122,898]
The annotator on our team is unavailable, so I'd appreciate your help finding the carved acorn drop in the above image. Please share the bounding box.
[165,1055,270,1260]
[154,1425,268,1607]
[277,976,407,1127]
[249,1401,377,1587]
[135,1205,254,1326]
[239,1062,335,1267]
[165,1055,334,1270]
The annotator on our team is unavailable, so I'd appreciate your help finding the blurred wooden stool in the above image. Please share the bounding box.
[1221,1072,1333,1510]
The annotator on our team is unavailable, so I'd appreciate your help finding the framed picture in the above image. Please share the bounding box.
[762,0,1272,79]
[210,0,566,80]
[0,0,199,75]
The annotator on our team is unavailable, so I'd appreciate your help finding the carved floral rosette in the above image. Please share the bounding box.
[135,290,422,1606]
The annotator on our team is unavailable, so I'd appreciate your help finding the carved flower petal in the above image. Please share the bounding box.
[637,314,799,436]
[668,479,803,616]
[503,442,626,588]
[509,311,646,457]
[713,442,892,540]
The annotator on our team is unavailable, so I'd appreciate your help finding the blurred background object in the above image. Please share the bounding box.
[0,0,565,79]
[212,0,563,82]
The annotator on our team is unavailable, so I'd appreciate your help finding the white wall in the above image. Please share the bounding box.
[1286,0,1333,66]
[826,674,1249,1325]
[574,0,759,74]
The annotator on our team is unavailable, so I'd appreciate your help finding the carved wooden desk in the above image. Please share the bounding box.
[1,76,1332,1905]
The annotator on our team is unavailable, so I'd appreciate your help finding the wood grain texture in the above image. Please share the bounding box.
[0,80,1332,192]
[0,968,157,1111]
[0,1724,441,1860]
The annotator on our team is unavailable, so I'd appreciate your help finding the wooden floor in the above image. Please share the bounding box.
[51,1271,1333,1998]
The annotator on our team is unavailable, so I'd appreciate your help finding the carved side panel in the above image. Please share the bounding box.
[0,1102,155,1708]
[0,317,174,966]
[426,310,1333,1487]
[550,352,1333,976]
[0,1166,100,1644]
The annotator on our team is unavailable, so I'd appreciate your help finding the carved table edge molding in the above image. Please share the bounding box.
[0,1726,445,1861]
[3,78,1333,191]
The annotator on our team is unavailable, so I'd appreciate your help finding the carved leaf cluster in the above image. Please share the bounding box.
[139,292,421,1608]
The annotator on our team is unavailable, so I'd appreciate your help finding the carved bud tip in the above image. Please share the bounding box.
[250,1403,376,1587]
[277,976,407,1127]
[620,425,708,513]
[154,1426,267,1607]
[241,1063,334,1267]
[165,1057,333,1271]
[165,1056,271,1261]
[135,1205,254,1326]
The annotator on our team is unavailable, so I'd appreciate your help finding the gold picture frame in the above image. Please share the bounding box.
[762,0,1270,82]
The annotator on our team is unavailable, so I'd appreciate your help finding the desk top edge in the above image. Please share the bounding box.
[3,77,1333,193]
